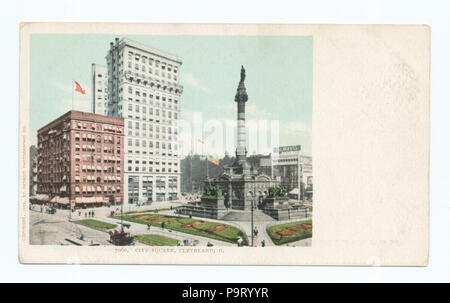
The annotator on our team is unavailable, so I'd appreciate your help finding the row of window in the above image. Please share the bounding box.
[127,139,177,150]
[73,121,122,133]
[127,176,177,184]
[127,159,178,166]
[125,86,178,103]
[74,133,121,143]
[74,175,121,182]
[127,62,178,81]
[127,51,178,73]
[126,133,178,143]
[74,164,121,172]
[122,98,178,112]
[127,121,177,133]
[74,185,121,194]
[125,104,178,118]
[127,166,178,173]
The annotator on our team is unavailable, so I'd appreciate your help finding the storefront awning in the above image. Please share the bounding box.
[75,197,99,204]
[50,196,69,204]
[34,194,50,201]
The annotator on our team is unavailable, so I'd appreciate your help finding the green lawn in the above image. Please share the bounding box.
[124,206,179,215]
[135,234,179,246]
[114,213,248,245]
[266,220,312,245]
[77,219,117,230]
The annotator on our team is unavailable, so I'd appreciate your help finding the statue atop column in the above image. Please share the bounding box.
[235,65,249,166]
[235,65,248,102]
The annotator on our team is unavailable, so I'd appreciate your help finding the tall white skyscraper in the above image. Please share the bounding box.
[105,37,183,204]
[91,64,108,115]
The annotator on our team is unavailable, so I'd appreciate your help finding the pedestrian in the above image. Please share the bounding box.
[92,210,95,217]
[253,227,258,237]
[147,224,151,231]
[161,221,165,230]
[261,240,265,247]
[85,212,87,218]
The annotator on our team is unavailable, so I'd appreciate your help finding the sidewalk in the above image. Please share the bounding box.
[99,216,234,247]
[158,210,274,247]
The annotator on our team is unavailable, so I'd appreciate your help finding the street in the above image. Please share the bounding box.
[29,210,110,245]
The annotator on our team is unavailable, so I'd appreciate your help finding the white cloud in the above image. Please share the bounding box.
[283,121,311,134]
[278,121,312,156]
[246,104,270,118]
[52,80,92,114]
[183,73,213,93]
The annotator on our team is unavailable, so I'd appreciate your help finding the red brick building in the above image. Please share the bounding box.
[36,110,124,209]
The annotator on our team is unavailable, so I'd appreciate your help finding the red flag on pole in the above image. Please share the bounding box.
[74,81,86,94]
[207,157,220,166]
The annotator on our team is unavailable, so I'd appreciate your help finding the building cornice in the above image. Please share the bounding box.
[121,38,182,65]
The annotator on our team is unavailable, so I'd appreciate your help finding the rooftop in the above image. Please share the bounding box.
[111,37,182,65]
[38,110,124,134]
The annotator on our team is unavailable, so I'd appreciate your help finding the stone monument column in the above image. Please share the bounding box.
[235,66,248,163]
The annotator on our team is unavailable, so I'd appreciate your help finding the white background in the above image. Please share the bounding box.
[1,0,449,282]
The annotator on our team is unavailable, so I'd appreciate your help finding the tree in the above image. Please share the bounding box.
[202,186,222,198]
[268,186,286,198]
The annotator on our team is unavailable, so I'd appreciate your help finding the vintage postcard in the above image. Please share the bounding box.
[19,23,429,265]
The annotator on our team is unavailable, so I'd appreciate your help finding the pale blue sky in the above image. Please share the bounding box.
[30,34,312,156]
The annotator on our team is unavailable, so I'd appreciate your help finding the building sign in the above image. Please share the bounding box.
[273,145,301,153]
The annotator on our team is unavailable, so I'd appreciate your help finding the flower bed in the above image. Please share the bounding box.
[133,214,149,220]
[183,221,204,228]
[267,220,313,245]
[208,225,227,233]
[114,213,248,245]
[276,231,295,236]
[166,218,179,222]
[146,215,164,221]
[287,226,305,231]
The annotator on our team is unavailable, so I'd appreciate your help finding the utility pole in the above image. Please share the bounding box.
[251,197,254,247]
[251,175,256,247]
[120,203,124,232]
[298,159,302,204]
[206,156,209,184]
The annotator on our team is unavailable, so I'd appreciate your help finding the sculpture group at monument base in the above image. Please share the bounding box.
[176,196,311,222]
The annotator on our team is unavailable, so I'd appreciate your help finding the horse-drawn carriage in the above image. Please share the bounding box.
[108,229,134,246]
[108,205,134,246]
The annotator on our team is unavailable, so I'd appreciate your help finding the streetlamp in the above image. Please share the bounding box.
[251,196,254,247]
[298,160,303,204]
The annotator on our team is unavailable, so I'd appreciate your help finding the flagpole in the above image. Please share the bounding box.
[206,142,209,184]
